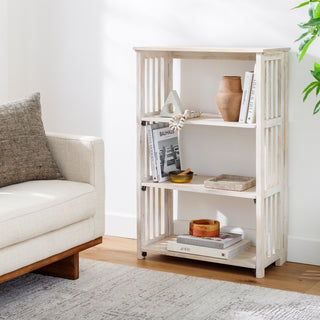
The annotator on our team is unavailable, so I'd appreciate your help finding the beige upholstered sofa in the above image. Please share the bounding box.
[0,132,105,283]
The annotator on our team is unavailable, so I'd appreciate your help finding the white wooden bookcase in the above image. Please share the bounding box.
[135,47,289,278]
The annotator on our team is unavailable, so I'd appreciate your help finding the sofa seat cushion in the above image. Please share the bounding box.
[0,180,96,249]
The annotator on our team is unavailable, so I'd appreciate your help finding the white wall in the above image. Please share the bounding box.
[5,0,320,265]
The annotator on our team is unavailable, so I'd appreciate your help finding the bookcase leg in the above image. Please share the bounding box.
[275,257,285,266]
[256,267,265,278]
[137,251,147,259]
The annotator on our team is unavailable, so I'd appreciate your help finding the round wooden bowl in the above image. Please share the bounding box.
[189,219,220,237]
[169,170,193,183]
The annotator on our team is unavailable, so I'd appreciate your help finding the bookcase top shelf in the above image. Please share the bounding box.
[134,47,290,60]
[142,175,257,199]
[141,113,256,128]
[134,47,290,53]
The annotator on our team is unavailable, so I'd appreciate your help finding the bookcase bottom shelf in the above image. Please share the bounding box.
[141,236,257,269]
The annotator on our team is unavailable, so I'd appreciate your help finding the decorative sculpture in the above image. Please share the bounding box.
[169,110,202,132]
[160,90,184,117]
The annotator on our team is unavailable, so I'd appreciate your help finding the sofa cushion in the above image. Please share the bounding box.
[0,180,96,249]
[0,93,63,188]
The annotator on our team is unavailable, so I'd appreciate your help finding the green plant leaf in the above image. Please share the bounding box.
[309,2,316,18]
[313,100,320,113]
[300,17,320,28]
[298,22,313,29]
[299,36,316,61]
[294,0,320,9]
[292,1,310,9]
[314,62,320,71]
[302,81,318,93]
[316,84,320,95]
[303,83,318,101]
[314,2,320,18]
[295,29,315,41]
[311,70,320,80]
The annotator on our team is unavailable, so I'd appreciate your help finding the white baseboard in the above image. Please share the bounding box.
[287,235,320,266]
[105,212,137,239]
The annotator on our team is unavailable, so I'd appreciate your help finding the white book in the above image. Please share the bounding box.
[177,232,242,249]
[239,71,254,123]
[152,126,181,182]
[146,123,168,182]
[246,65,257,124]
[167,238,251,259]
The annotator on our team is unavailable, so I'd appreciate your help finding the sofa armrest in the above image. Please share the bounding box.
[46,132,105,237]
[46,132,104,186]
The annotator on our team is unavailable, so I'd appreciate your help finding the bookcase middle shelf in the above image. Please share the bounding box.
[142,175,256,199]
[141,113,257,128]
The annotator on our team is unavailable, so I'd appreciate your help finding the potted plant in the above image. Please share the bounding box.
[295,0,320,114]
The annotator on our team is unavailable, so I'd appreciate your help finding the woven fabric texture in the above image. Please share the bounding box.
[0,93,63,187]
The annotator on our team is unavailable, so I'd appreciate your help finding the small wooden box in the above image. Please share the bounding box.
[204,174,256,191]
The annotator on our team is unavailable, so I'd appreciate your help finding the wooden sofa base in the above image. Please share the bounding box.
[0,237,102,285]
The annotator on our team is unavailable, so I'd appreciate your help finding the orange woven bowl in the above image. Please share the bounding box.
[189,219,220,237]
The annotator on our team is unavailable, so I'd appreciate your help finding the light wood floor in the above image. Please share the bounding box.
[80,236,320,296]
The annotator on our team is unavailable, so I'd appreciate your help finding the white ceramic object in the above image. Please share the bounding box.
[160,90,183,117]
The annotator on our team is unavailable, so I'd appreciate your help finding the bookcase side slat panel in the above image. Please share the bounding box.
[255,53,267,278]
[137,52,146,258]
[276,52,288,266]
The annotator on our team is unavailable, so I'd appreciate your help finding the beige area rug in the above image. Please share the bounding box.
[0,259,319,320]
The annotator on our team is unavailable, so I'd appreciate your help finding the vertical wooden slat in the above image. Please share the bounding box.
[144,127,149,177]
[256,53,266,278]
[151,58,157,112]
[275,125,279,185]
[149,187,154,239]
[154,187,158,237]
[164,53,173,99]
[269,128,273,188]
[160,58,165,106]
[152,188,157,238]
[265,197,270,258]
[281,52,289,265]
[161,189,165,235]
[144,187,149,242]
[265,128,269,189]
[157,58,162,111]
[145,58,150,113]
[155,188,161,237]
[272,193,277,254]
[275,60,279,117]
[265,61,270,120]
[161,53,174,238]
[277,192,281,251]
[165,189,174,236]
[137,53,146,258]
[270,60,275,119]
[154,58,158,112]
[163,56,168,100]
[271,127,275,187]
[270,195,274,255]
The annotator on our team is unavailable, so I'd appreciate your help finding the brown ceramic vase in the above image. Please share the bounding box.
[216,76,243,122]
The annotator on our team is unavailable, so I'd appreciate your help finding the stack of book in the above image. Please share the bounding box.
[147,123,181,182]
[239,64,257,124]
[167,232,251,259]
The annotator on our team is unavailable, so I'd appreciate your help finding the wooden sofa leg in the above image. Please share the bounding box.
[34,253,79,280]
